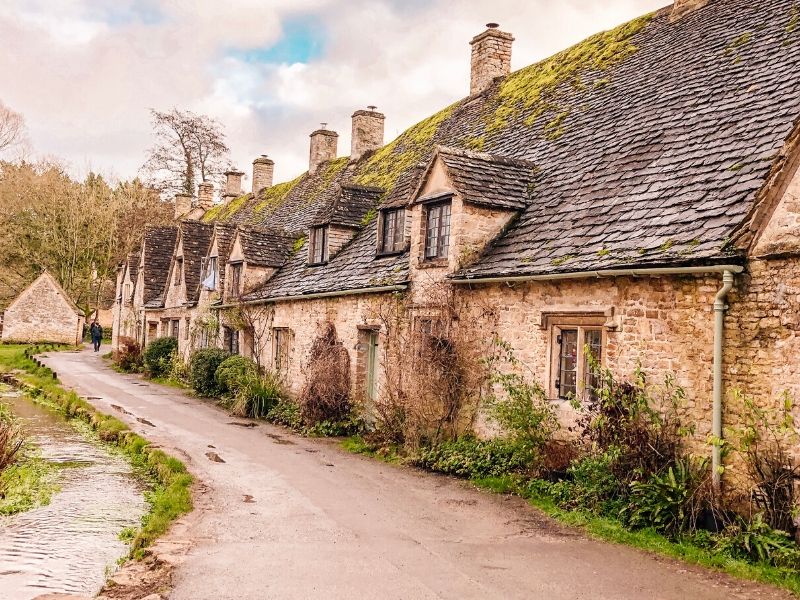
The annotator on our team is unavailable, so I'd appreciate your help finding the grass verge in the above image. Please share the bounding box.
[0,344,193,559]
[0,447,60,515]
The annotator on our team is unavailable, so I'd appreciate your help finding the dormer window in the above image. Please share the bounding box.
[174,258,183,286]
[229,262,242,299]
[378,208,406,255]
[309,225,329,265]
[424,202,451,260]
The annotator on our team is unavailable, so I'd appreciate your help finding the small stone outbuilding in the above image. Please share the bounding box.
[1,271,85,345]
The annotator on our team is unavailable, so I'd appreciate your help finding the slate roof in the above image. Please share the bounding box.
[142,225,178,306]
[179,220,214,303]
[127,253,140,281]
[218,0,800,297]
[418,147,538,211]
[238,226,296,268]
[313,184,385,228]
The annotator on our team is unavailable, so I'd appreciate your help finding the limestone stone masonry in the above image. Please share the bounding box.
[469,25,513,95]
[251,156,274,193]
[309,129,338,174]
[350,109,385,160]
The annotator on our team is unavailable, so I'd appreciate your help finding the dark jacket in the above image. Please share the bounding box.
[90,323,103,341]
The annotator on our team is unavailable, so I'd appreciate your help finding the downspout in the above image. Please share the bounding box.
[712,270,735,490]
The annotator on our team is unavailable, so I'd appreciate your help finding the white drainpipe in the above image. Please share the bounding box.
[712,270,736,489]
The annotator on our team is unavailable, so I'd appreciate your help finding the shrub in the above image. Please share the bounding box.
[114,336,143,373]
[714,514,800,568]
[231,371,284,418]
[167,349,190,385]
[487,371,559,475]
[548,448,624,513]
[265,397,302,430]
[215,355,258,397]
[189,348,231,397]
[624,456,711,538]
[143,337,179,378]
[299,323,352,425]
[415,436,531,479]
[0,405,24,473]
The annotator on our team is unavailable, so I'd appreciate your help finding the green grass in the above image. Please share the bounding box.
[0,447,60,515]
[0,344,193,559]
[340,435,402,464]
[471,475,800,596]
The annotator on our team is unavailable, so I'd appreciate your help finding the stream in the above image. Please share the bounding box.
[0,387,148,600]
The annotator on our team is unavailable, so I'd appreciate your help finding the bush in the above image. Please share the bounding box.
[167,349,190,385]
[0,405,23,473]
[143,337,178,378]
[189,348,231,397]
[713,514,800,568]
[265,397,302,430]
[624,456,711,538]
[215,355,258,397]
[299,323,352,425]
[415,436,531,479]
[231,371,284,418]
[114,336,143,373]
[548,449,625,514]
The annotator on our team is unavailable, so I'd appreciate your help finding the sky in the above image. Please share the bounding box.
[0,0,668,189]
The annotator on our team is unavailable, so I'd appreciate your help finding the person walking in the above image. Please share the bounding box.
[90,321,103,352]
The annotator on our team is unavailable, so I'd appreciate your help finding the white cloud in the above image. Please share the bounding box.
[0,0,668,188]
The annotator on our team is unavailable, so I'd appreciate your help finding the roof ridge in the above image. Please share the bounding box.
[435,145,538,169]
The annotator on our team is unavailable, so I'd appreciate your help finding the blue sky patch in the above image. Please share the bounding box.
[227,17,326,65]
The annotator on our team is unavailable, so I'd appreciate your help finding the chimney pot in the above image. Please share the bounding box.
[469,24,514,95]
[351,107,385,161]
[174,193,192,220]
[198,181,214,210]
[252,155,274,194]
[223,169,245,202]
[309,128,339,174]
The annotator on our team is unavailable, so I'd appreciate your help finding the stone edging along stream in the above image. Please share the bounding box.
[1,354,199,600]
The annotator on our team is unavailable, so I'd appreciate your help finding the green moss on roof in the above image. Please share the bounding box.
[202,194,251,222]
[485,13,653,135]
[253,175,303,217]
[354,102,458,191]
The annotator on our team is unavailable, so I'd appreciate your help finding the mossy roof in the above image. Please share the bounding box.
[223,0,800,298]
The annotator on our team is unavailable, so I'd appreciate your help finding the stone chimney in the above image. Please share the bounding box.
[470,23,514,96]
[174,193,192,219]
[223,170,245,202]
[351,107,385,160]
[309,125,338,174]
[670,0,710,21]
[198,181,214,210]
[252,155,274,193]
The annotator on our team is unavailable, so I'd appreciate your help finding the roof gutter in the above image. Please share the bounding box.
[451,264,745,285]
[218,284,408,308]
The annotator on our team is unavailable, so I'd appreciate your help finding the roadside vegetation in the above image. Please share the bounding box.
[0,344,192,558]
[118,323,800,593]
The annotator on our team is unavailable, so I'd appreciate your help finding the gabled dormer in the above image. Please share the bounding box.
[164,221,213,309]
[200,223,237,302]
[120,253,139,305]
[408,146,538,274]
[307,183,384,266]
[225,226,295,302]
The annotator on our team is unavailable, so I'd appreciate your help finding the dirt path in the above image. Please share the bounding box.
[40,348,793,600]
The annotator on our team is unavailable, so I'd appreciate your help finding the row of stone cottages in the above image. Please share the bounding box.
[112,0,800,486]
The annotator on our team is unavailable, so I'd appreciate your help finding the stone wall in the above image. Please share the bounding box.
[469,26,514,95]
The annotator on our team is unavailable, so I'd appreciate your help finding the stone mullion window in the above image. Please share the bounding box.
[229,263,242,299]
[424,202,451,260]
[549,317,606,401]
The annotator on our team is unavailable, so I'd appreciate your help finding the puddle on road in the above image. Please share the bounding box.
[0,390,147,600]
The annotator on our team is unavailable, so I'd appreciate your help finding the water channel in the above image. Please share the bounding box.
[0,387,147,600]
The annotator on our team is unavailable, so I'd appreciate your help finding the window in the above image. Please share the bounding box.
[203,256,218,290]
[229,263,242,298]
[379,208,405,254]
[424,202,451,260]
[309,226,328,265]
[552,326,604,400]
[170,319,180,339]
[223,326,239,355]
[174,258,183,286]
[273,328,291,373]
[184,317,190,340]
[123,283,131,302]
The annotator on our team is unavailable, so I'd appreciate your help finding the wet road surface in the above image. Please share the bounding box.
[40,348,794,600]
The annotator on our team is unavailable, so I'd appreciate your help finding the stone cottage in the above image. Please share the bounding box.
[2,271,85,345]
[114,0,800,488]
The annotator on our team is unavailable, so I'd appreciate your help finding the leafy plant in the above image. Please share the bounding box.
[624,456,711,538]
[189,348,231,397]
[549,448,624,514]
[143,337,178,378]
[415,436,531,479]
[231,371,284,418]
[113,336,143,373]
[714,514,800,568]
[215,355,257,397]
[265,397,302,430]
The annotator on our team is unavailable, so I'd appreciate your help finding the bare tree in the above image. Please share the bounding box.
[141,108,231,196]
[0,101,26,153]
